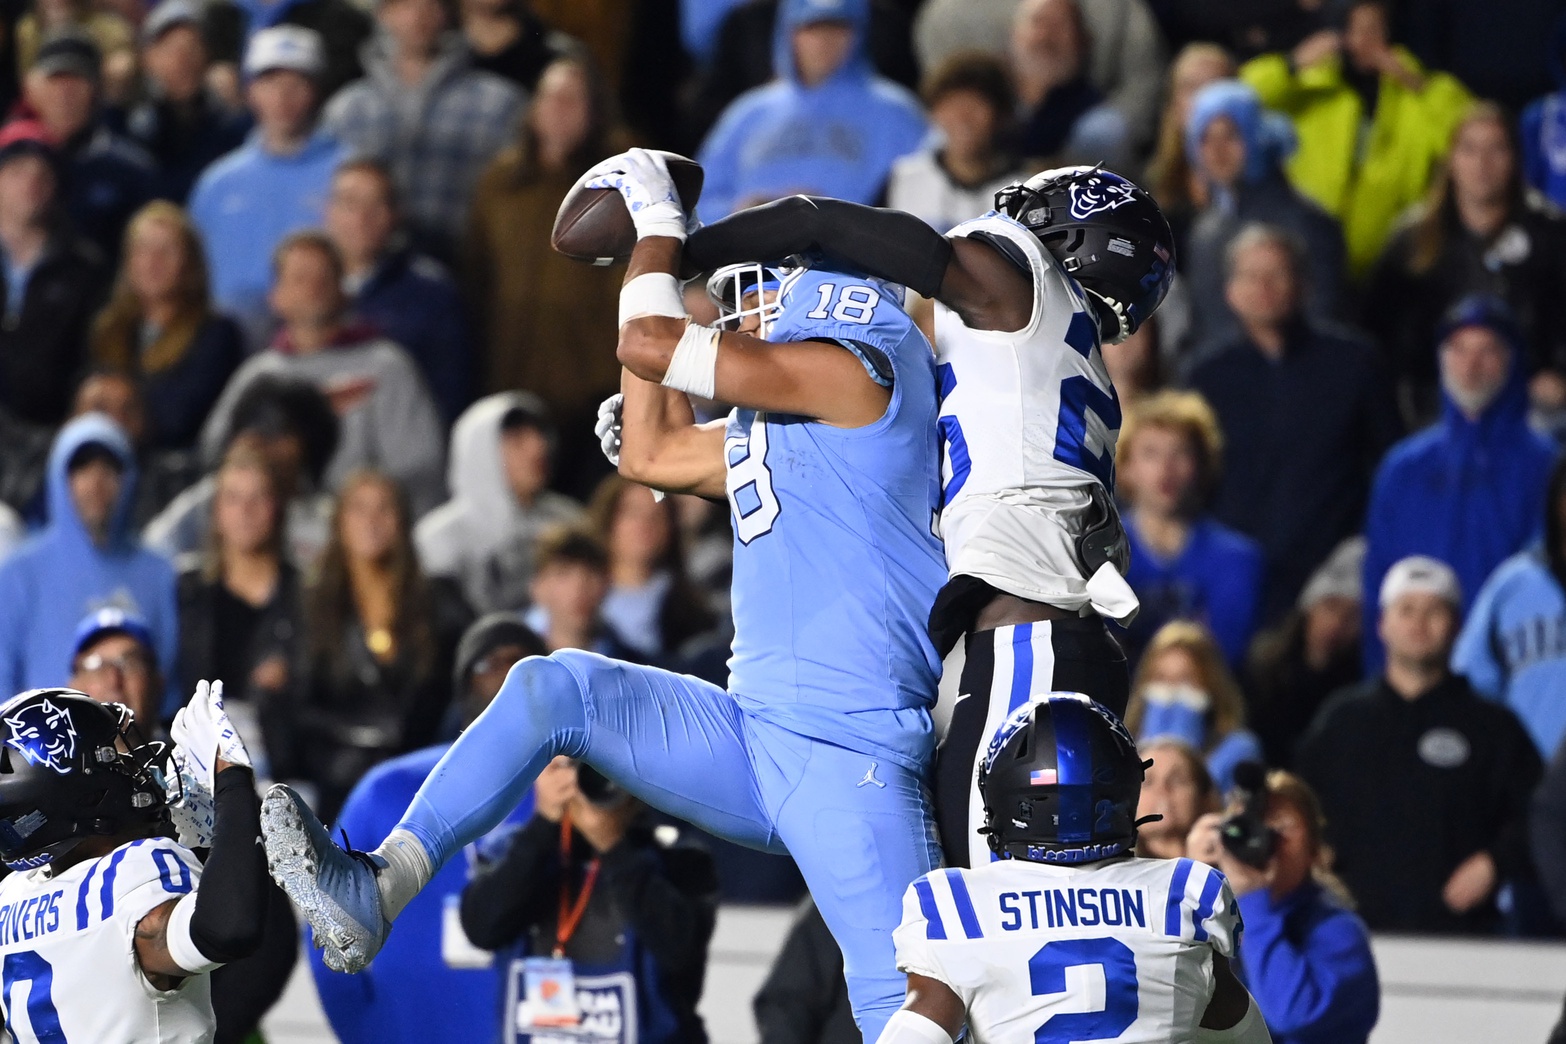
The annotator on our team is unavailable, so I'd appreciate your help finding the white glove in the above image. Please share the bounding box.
[170,680,253,790]
[165,745,217,849]
[584,148,688,241]
[595,393,623,466]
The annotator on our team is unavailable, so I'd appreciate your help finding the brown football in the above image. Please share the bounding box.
[551,152,705,265]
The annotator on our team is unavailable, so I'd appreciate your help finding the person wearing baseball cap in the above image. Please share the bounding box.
[188,25,343,350]
[68,606,163,727]
[1296,553,1542,934]
[1360,294,1557,674]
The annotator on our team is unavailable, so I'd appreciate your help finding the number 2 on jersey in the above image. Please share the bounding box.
[1029,937,1138,1043]
[2,951,67,1043]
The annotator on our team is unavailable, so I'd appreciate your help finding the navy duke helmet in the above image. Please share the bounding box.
[995,166,1175,343]
[0,690,166,870]
[979,693,1152,864]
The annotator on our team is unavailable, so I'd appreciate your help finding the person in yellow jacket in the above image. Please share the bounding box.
[1241,0,1473,277]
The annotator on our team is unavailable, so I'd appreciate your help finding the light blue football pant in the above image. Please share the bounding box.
[395,650,942,1042]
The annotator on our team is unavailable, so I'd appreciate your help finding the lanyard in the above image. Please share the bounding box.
[554,814,600,958]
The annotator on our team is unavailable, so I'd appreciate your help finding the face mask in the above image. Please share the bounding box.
[1137,682,1210,748]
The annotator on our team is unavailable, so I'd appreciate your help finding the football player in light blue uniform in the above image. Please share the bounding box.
[260,148,947,1041]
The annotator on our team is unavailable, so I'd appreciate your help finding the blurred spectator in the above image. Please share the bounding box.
[1124,620,1264,794]
[323,0,523,264]
[1102,314,1161,403]
[1186,770,1379,1043]
[0,120,104,426]
[1454,455,1566,758]
[1135,737,1217,859]
[1161,0,1325,64]
[1117,390,1263,669]
[285,469,471,819]
[313,613,544,1044]
[465,56,624,487]
[1366,104,1566,423]
[177,442,301,771]
[415,392,583,615]
[189,26,341,349]
[886,52,1022,233]
[15,0,133,104]
[1400,0,1559,112]
[324,158,472,423]
[587,476,715,663]
[1179,79,1345,367]
[147,375,339,569]
[1531,723,1566,946]
[524,525,636,657]
[1522,18,1566,210]
[199,231,447,517]
[23,31,155,261]
[1146,42,1235,250]
[123,1,252,203]
[67,605,162,726]
[71,368,199,526]
[696,0,926,219]
[460,0,573,91]
[1299,556,1541,933]
[1246,536,1367,767]
[1009,0,1126,166]
[0,413,179,711]
[914,0,1166,151]
[1240,0,1474,275]
[460,754,718,1044]
[90,201,244,450]
[752,898,856,1044]
[1189,225,1399,620]
[1361,297,1557,673]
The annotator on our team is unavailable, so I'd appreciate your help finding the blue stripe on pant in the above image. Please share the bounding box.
[396,650,942,1042]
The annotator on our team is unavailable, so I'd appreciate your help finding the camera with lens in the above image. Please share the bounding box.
[1219,761,1277,869]
[576,762,628,807]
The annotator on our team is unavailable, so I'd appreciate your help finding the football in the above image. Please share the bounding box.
[551,152,705,265]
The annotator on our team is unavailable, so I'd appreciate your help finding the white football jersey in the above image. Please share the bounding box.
[934,212,1124,614]
[0,837,214,1043]
[894,857,1240,1044]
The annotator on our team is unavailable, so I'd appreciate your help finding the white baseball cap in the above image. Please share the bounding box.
[1378,555,1462,610]
[243,25,325,80]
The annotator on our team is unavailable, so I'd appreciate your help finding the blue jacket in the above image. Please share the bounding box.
[354,250,473,423]
[1362,344,1556,671]
[188,129,342,346]
[1235,880,1379,1044]
[1122,514,1264,669]
[1521,17,1566,208]
[311,744,533,1044]
[696,0,927,219]
[0,415,179,711]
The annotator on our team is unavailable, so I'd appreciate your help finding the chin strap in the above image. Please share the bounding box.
[1083,289,1132,344]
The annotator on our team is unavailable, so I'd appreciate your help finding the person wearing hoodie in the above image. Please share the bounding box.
[1361,296,1558,673]
[198,230,448,519]
[323,0,523,264]
[414,392,583,615]
[1521,16,1566,211]
[0,413,179,714]
[1454,454,1566,759]
[188,25,343,350]
[696,0,927,220]
[1180,79,1346,368]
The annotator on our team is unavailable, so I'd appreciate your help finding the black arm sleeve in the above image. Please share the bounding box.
[458,817,559,951]
[188,767,269,964]
[684,196,953,299]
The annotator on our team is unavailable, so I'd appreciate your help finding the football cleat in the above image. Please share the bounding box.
[260,783,390,972]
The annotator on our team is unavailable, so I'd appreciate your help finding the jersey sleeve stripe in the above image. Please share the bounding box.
[98,838,147,920]
[913,878,947,940]
[942,869,984,939]
[1191,866,1225,943]
[76,859,99,930]
[1164,858,1194,936]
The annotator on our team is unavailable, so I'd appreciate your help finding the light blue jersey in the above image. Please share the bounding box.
[723,267,947,770]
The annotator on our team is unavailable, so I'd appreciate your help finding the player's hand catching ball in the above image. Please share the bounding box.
[584,148,689,241]
[595,394,624,467]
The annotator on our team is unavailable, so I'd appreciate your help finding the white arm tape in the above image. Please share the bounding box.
[875,1010,955,1044]
[1196,999,1272,1043]
[164,894,223,975]
[618,273,687,327]
[661,322,720,400]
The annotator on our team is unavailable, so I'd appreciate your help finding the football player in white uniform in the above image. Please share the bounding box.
[876,693,1270,1044]
[685,168,1177,866]
[0,683,267,1044]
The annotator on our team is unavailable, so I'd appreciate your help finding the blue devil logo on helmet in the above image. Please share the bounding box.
[1066,173,1140,221]
[4,698,79,774]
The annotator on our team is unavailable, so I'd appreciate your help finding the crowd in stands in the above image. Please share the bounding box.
[3,0,1566,1037]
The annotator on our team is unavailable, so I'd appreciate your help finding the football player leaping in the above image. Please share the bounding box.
[0,682,266,1044]
[685,169,1176,868]
[876,694,1270,1044]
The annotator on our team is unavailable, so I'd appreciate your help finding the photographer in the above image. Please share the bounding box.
[1188,769,1380,1044]
[460,756,719,1044]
